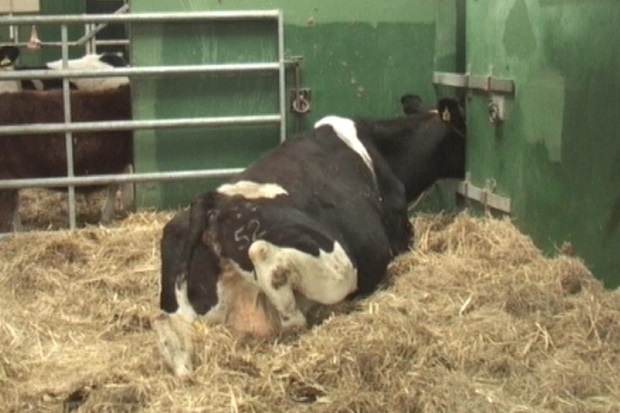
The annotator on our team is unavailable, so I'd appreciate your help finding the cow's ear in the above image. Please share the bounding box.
[400,94,424,115]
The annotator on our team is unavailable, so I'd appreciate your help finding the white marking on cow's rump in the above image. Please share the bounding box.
[248,238,357,330]
[217,180,288,199]
[314,116,375,175]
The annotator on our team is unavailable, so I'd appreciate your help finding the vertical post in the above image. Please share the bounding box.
[61,24,77,230]
[277,11,286,143]
[84,23,92,54]
[90,23,97,54]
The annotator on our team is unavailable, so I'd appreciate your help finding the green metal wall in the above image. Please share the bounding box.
[465,0,620,287]
[129,0,444,209]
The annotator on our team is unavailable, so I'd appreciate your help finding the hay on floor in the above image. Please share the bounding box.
[16,187,129,231]
[0,211,618,413]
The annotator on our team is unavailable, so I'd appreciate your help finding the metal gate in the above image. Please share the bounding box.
[0,10,287,231]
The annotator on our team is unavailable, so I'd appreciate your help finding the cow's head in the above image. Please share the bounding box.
[358,95,467,202]
[400,94,425,115]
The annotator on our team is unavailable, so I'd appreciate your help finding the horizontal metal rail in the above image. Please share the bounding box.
[0,63,280,81]
[0,11,281,25]
[0,169,245,190]
[0,115,281,136]
[4,39,129,48]
[93,39,129,46]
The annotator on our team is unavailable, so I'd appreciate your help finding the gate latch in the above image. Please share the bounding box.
[433,70,515,124]
[456,173,511,214]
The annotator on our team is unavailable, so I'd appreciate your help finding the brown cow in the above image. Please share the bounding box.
[0,84,133,232]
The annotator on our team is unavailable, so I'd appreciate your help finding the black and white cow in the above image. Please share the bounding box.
[0,45,128,93]
[152,96,466,376]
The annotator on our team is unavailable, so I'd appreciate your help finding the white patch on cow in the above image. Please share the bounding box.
[173,279,198,323]
[46,54,129,91]
[217,180,288,199]
[314,116,375,175]
[46,54,113,71]
[248,239,357,330]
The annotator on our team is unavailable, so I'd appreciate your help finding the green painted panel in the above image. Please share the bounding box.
[130,0,442,209]
[0,1,86,66]
[466,0,620,287]
[131,19,280,207]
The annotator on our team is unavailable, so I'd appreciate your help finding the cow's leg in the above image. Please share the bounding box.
[118,164,135,212]
[12,191,23,232]
[0,189,20,233]
[248,239,357,331]
[12,210,23,232]
[99,184,118,224]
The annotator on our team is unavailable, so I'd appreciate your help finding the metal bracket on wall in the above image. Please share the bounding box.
[286,56,311,132]
[433,71,514,94]
[433,71,515,124]
[456,173,511,214]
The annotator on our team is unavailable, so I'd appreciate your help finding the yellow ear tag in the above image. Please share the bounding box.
[441,107,451,122]
[1,57,11,67]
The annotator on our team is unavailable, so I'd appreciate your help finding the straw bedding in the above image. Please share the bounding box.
[1,199,619,412]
